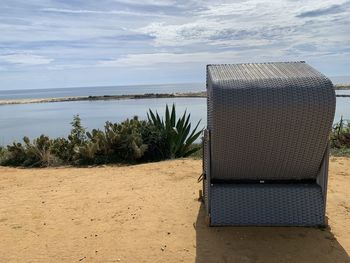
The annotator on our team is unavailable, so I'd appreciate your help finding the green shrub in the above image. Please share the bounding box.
[69,114,87,145]
[330,147,350,156]
[84,129,112,163]
[51,115,87,163]
[22,135,58,167]
[0,146,5,160]
[330,117,350,149]
[74,117,148,164]
[104,117,148,162]
[140,122,168,161]
[1,142,27,166]
[1,135,58,167]
[51,137,71,163]
[148,104,202,158]
[74,141,100,164]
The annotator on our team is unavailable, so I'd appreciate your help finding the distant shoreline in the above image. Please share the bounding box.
[1,84,349,106]
[335,84,350,90]
[0,92,207,106]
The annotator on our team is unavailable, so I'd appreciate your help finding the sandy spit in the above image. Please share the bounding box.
[0,92,206,106]
[1,85,350,106]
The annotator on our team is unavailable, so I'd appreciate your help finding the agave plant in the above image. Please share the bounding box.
[147,104,202,158]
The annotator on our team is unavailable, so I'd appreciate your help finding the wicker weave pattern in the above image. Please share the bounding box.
[207,62,336,181]
[203,130,210,213]
[210,184,324,226]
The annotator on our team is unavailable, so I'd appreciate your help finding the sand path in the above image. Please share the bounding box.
[0,158,349,262]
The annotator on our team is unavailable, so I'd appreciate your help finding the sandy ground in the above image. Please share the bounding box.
[0,158,349,263]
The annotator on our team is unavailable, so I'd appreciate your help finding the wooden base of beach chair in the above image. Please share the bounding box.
[205,215,211,227]
[198,190,203,202]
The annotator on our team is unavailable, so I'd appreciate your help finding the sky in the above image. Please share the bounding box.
[0,0,349,90]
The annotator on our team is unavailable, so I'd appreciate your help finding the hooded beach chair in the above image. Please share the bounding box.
[202,62,336,226]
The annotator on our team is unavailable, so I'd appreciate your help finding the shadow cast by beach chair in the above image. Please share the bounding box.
[195,204,350,263]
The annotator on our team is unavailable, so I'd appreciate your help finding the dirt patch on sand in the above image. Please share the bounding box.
[0,158,349,262]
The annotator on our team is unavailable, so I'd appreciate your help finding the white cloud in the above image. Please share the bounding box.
[138,21,220,46]
[113,0,176,6]
[296,0,349,17]
[98,52,210,67]
[138,20,299,48]
[97,49,281,68]
[198,1,260,17]
[41,8,168,17]
[137,1,304,47]
[136,0,350,56]
[47,63,93,70]
[0,54,53,65]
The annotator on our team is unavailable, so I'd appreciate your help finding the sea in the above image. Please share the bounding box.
[0,79,350,146]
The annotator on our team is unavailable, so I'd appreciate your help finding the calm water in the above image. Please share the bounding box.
[0,82,349,146]
[0,98,207,146]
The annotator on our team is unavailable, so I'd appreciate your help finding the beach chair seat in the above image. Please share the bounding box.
[202,62,336,226]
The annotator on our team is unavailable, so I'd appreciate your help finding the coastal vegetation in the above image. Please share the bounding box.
[1,107,350,167]
[0,104,202,167]
[330,116,350,156]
